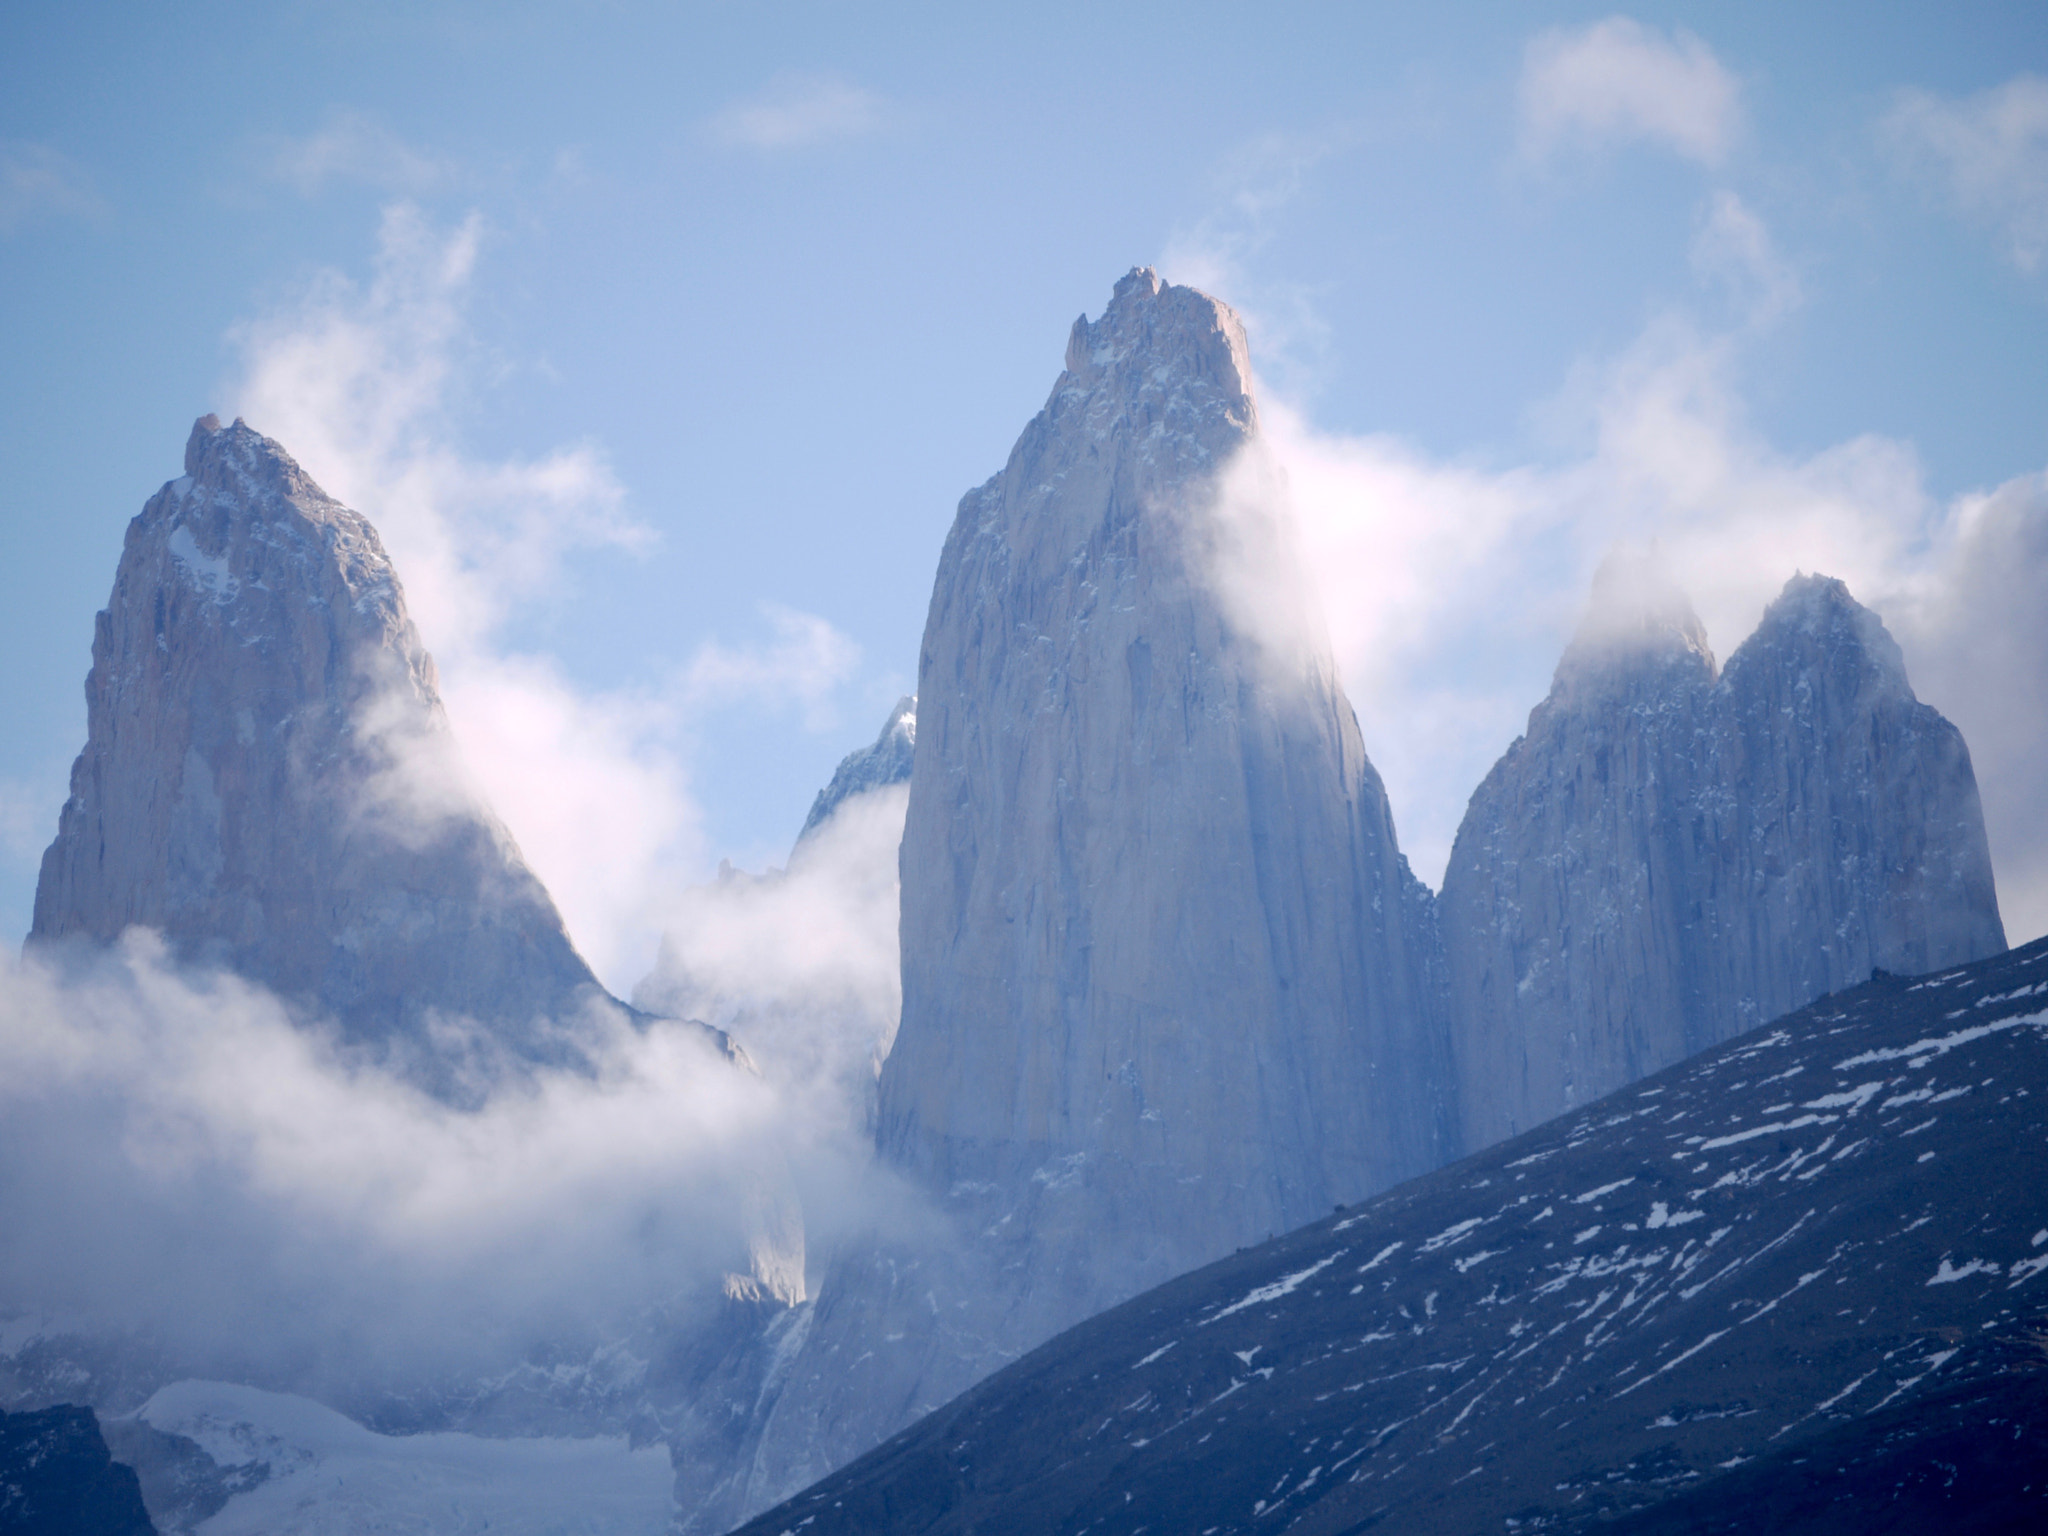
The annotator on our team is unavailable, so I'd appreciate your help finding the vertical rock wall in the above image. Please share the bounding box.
[738,269,1450,1513]
[1441,564,2005,1149]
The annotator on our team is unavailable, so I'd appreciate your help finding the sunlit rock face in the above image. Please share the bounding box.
[1441,562,2006,1150]
[31,416,605,1083]
[884,266,1448,1275]
[739,269,1451,1510]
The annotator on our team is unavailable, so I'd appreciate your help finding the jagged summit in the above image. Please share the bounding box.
[32,415,607,1090]
[739,268,1448,1514]
[1054,267,1256,453]
[1725,570,1912,702]
[795,695,915,847]
[1441,563,2004,1148]
[1554,546,1715,693]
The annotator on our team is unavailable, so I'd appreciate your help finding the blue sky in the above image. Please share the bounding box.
[4,2,2046,983]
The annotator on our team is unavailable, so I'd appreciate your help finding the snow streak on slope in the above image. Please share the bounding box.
[736,936,2048,1536]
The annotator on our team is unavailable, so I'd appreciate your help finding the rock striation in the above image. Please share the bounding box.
[1440,560,2005,1149]
[738,268,1451,1511]
[30,416,608,1085]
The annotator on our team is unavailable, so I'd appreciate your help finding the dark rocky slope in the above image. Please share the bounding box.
[736,934,2048,1535]
[0,1404,156,1536]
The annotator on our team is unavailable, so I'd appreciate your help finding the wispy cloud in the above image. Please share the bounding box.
[709,72,889,150]
[683,602,862,727]
[1518,16,1742,168]
[268,112,454,196]
[224,203,875,988]
[1885,74,2048,271]
[1689,188,1800,328]
[1158,130,1344,388]
[0,140,104,232]
[1223,189,2048,945]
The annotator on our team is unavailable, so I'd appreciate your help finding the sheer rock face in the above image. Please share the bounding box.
[31,416,603,1075]
[1441,567,2005,1149]
[741,269,1449,1509]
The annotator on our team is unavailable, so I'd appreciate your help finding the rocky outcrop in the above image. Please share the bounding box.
[0,1404,157,1535]
[738,269,1450,1510]
[1441,563,2005,1149]
[30,417,607,1087]
[795,695,914,846]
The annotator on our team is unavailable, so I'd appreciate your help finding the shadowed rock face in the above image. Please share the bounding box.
[735,268,1450,1514]
[31,416,605,1085]
[0,1404,157,1536]
[1441,562,2005,1149]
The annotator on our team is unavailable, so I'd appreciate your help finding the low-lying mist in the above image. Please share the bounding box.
[0,774,919,1413]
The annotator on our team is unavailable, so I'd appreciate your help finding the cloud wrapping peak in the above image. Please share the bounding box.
[0,934,777,1382]
[710,73,889,150]
[1886,74,2048,271]
[223,202,869,989]
[1519,16,1742,168]
[1253,287,2048,946]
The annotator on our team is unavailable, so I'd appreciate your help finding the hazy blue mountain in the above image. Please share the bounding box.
[795,695,914,847]
[737,267,1451,1517]
[1442,561,2005,1149]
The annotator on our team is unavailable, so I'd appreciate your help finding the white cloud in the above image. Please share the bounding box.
[1248,287,2048,950]
[1690,188,1800,327]
[0,140,103,231]
[636,783,909,1124]
[268,112,453,196]
[1886,74,2048,271]
[1888,472,2048,945]
[224,203,868,989]
[0,931,828,1386]
[709,73,889,150]
[683,601,862,727]
[1519,16,1742,168]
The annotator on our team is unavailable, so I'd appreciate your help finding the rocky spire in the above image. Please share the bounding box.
[1440,563,2004,1149]
[31,416,607,1090]
[739,270,1450,1509]
[795,695,915,847]
[1704,573,2005,1024]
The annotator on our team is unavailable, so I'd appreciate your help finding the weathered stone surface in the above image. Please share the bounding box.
[1441,563,2005,1149]
[738,268,1451,1512]
[30,417,606,1085]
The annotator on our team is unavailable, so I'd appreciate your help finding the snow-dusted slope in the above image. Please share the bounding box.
[129,1380,674,1535]
[735,934,2048,1535]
